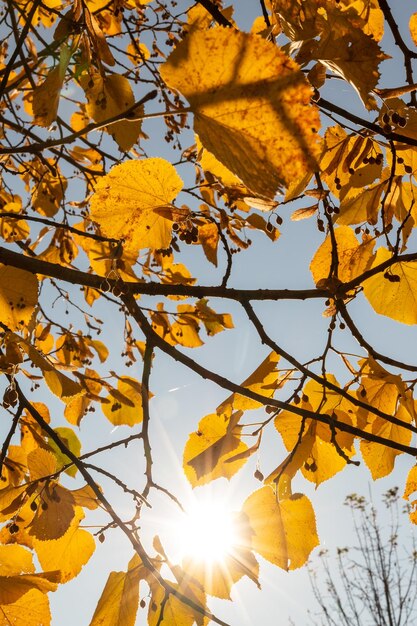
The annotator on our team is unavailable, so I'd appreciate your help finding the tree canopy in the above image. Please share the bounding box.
[1,0,417,624]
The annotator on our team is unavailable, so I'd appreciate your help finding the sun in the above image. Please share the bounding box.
[174,498,237,564]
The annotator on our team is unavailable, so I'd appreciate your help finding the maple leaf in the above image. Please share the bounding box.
[160,28,321,197]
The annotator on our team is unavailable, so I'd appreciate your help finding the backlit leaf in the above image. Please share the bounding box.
[184,411,247,487]
[310,226,375,284]
[102,377,143,426]
[90,159,183,253]
[34,508,95,583]
[89,554,144,626]
[0,266,38,331]
[80,72,142,151]
[161,28,320,197]
[363,247,417,324]
[242,486,319,570]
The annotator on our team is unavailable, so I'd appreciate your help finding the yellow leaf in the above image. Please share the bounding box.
[198,222,219,267]
[102,377,143,426]
[147,568,207,626]
[80,72,141,151]
[160,28,320,197]
[32,45,71,127]
[217,351,281,413]
[16,337,85,401]
[242,486,319,570]
[310,226,375,284]
[34,508,95,583]
[89,159,183,253]
[47,427,81,478]
[360,402,412,479]
[0,265,38,331]
[89,555,144,626]
[410,13,417,48]
[0,544,34,576]
[0,588,52,626]
[27,448,57,481]
[196,136,243,188]
[404,465,417,524]
[183,411,248,487]
[28,159,67,217]
[337,179,388,225]
[315,25,388,109]
[0,546,59,605]
[272,377,358,486]
[363,247,417,324]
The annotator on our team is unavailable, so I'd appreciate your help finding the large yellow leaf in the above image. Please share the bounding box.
[183,411,248,487]
[102,377,143,426]
[90,159,183,253]
[272,378,357,486]
[0,265,38,331]
[360,402,412,479]
[160,28,320,197]
[0,544,34,576]
[0,588,52,626]
[34,509,95,583]
[89,555,143,626]
[363,247,417,324]
[310,226,375,285]
[242,486,319,570]
[80,72,142,151]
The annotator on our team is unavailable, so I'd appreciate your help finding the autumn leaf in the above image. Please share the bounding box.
[102,376,143,426]
[89,554,144,626]
[363,247,417,324]
[183,411,248,486]
[410,13,417,48]
[89,158,183,253]
[15,336,85,401]
[310,226,375,284]
[33,508,95,583]
[80,72,142,151]
[147,565,207,626]
[360,402,412,479]
[0,266,38,331]
[217,351,281,413]
[32,45,72,127]
[47,427,81,478]
[242,486,319,570]
[160,28,321,197]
